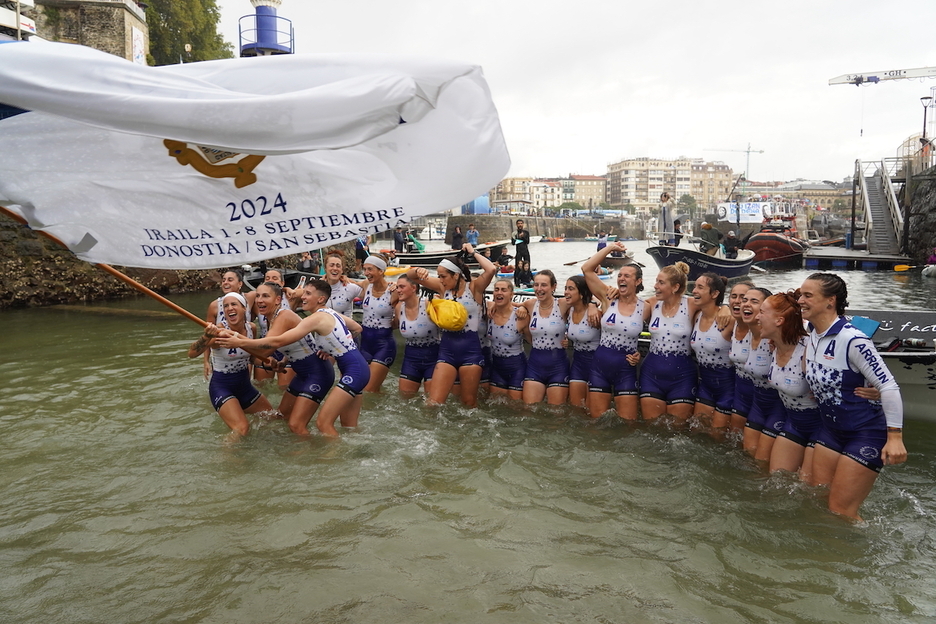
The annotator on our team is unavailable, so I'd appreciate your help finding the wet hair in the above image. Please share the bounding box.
[259,281,283,299]
[325,250,345,261]
[807,272,848,314]
[698,272,728,306]
[494,278,514,291]
[308,279,331,300]
[222,268,245,283]
[732,279,755,291]
[747,286,773,300]
[619,263,644,293]
[535,269,557,288]
[765,290,807,345]
[441,257,472,283]
[567,275,592,305]
[658,262,690,295]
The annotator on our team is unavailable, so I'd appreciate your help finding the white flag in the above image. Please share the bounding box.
[0,42,510,269]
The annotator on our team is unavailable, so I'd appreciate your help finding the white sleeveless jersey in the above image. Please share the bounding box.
[327,281,363,316]
[648,297,692,356]
[397,299,440,347]
[210,322,255,373]
[567,309,600,352]
[529,301,566,350]
[313,308,359,358]
[362,283,394,329]
[768,337,817,411]
[487,308,525,357]
[691,314,732,369]
[730,329,753,380]
[598,298,645,352]
[445,286,482,333]
[743,337,773,389]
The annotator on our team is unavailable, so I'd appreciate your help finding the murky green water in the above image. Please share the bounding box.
[2,243,936,623]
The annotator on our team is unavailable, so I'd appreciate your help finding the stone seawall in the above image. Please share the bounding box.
[373,214,645,246]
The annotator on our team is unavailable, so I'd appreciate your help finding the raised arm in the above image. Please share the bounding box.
[467,243,497,298]
[406,266,445,295]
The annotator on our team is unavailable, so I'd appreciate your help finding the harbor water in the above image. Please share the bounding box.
[2,240,936,623]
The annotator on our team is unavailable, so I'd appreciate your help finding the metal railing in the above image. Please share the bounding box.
[879,160,904,238]
[855,161,874,244]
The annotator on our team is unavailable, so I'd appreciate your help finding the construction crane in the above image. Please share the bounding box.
[828,66,936,86]
[704,143,764,179]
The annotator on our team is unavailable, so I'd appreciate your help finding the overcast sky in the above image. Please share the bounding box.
[216,0,936,184]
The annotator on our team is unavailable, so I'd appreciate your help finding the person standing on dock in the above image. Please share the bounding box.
[658,192,675,245]
[393,226,406,253]
[514,219,531,267]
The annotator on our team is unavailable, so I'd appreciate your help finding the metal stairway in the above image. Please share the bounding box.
[862,174,901,254]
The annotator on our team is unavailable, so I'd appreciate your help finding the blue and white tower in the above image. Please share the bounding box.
[239,0,294,57]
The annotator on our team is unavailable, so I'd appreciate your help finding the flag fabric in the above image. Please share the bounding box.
[0,41,510,269]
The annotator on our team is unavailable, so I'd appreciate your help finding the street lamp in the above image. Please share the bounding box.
[921,96,933,144]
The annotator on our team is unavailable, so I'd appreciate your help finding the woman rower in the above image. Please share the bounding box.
[406,243,497,408]
[689,272,735,438]
[231,282,335,436]
[203,269,256,379]
[640,262,725,422]
[564,275,601,410]
[253,267,298,389]
[394,273,440,398]
[581,243,644,420]
[798,273,907,520]
[217,280,368,438]
[486,278,529,401]
[738,287,785,462]
[348,254,398,392]
[189,292,275,438]
[521,270,573,406]
[322,250,363,317]
[727,281,754,435]
[757,290,819,477]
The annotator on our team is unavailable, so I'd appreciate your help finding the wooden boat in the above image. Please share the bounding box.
[745,218,810,267]
[394,239,511,267]
[645,244,756,281]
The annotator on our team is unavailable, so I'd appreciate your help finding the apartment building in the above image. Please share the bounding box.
[606,157,732,217]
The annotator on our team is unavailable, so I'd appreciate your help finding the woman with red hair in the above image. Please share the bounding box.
[757,290,819,477]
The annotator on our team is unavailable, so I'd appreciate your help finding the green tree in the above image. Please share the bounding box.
[677,194,698,220]
[146,0,234,66]
[622,201,636,215]
[598,201,612,210]
[556,201,585,213]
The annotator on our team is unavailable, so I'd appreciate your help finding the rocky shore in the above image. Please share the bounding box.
[0,214,355,310]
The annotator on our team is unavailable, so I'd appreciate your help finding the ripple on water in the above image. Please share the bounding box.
[2,296,936,623]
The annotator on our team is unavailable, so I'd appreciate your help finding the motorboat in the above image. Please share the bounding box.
[745,218,809,267]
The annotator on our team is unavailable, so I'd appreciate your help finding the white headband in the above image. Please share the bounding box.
[364,256,387,271]
[439,258,462,275]
[222,292,248,308]
[221,291,251,323]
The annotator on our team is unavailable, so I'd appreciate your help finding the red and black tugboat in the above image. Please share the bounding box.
[744,215,809,267]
